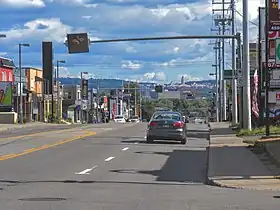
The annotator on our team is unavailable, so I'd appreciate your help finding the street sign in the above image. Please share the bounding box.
[66,33,89,54]
[276,38,280,64]
[268,0,280,31]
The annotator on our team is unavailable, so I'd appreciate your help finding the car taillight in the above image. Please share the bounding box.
[173,121,184,128]
[149,121,157,126]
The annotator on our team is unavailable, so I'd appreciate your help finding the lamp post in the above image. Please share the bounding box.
[56,60,66,119]
[80,72,88,123]
[19,43,30,123]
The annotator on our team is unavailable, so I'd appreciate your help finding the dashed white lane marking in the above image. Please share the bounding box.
[122,147,129,151]
[75,165,98,175]
[134,142,138,144]
[104,156,115,162]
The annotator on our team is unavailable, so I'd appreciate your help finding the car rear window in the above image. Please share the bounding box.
[153,113,181,121]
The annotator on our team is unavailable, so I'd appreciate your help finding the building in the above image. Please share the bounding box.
[22,67,44,121]
[23,67,43,95]
[62,84,82,123]
[0,57,15,82]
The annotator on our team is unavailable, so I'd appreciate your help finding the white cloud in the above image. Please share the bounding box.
[178,74,203,81]
[121,60,142,69]
[144,72,166,81]
[0,52,7,56]
[2,18,72,43]
[0,0,45,7]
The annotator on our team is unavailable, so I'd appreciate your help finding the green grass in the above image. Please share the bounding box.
[237,126,280,136]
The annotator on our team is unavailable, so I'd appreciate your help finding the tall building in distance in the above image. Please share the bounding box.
[181,76,185,85]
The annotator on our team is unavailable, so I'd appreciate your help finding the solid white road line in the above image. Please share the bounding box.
[75,165,98,175]
[122,147,129,151]
[104,156,115,162]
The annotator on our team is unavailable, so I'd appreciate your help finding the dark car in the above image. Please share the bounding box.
[146,111,187,144]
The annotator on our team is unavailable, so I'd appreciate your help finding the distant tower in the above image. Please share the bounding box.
[181,76,185,84]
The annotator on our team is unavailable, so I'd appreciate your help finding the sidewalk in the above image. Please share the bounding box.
[0,122,63,132]
[207,122,280,191]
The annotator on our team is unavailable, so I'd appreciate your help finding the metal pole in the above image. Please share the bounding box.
[19,44,23,123]
[134,85,137,116]
[231,0,238,125]
[139,87,142,121]
[218,27,222,122]
[56,61,59,119]
[80,72,83,124]
[265,3,270,136]
[96,79,100,123]
[242,0,252,130]
[222,0,227,121]
[237,35,243,128]
[258,7,264,126]
[215,44,219,122]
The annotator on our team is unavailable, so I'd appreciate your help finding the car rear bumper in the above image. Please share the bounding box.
[147,129,186,140]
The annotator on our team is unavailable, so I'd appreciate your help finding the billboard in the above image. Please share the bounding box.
[42,42,53,94]
[0,82,12,107]
[268,0,280,31]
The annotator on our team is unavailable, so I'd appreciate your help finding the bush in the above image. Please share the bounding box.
[237,126,280,136]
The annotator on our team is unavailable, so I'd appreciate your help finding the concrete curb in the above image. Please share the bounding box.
[0,123,67,133]
[206,177,280,192]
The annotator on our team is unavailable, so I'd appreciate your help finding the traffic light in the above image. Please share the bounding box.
[155,85,163,93]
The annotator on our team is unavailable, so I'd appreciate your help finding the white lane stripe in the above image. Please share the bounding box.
[75,165,97,175]
[122,147,129,151]
[104,156,115,162]
[134,142,138,144]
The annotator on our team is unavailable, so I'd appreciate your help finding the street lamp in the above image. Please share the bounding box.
[80,72,88,123]
[56,60,66,119]
[19,43,30,123]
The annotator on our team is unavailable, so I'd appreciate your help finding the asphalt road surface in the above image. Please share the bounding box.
[0,122,279,210]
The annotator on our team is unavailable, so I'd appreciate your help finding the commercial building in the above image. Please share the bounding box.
[0,57,15,82]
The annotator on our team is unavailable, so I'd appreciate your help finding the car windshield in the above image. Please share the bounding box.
[115,116,123,119]
[152,112,181,121]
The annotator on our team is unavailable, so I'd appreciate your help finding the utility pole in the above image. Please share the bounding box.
[214,42,219,122]
[242,0,252,130]
[231,0,238,125]
[209,40,220,122]
[212,0,231,122]
[134,85,137,116]
[221,0,227,121]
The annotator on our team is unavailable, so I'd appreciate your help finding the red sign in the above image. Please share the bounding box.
[276,93,280,100]
[269,0,280,31]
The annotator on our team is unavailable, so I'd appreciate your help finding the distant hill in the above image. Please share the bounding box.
[58,77,215,89]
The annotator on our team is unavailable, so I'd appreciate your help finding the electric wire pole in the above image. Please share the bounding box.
[231,0,238,125]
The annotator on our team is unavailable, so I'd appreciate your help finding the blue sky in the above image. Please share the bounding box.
[0,0,262,83]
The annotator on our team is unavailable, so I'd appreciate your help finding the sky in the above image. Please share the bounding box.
[0,0,263,83]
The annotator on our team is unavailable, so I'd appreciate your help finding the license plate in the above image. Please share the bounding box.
[162,125,169,128]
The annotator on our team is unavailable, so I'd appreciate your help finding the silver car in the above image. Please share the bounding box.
[146,111,187,144]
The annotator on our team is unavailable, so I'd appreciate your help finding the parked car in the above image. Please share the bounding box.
[130,116,140,123]
[114,115,126,123]
[146,111,187,144]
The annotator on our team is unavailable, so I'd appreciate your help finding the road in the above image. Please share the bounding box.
[0,122,279,209]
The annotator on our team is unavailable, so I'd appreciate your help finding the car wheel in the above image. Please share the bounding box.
[181,138,187,145]
[146,136,154,143]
